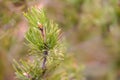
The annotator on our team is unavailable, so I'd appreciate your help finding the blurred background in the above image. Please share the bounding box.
[1,0,120,80]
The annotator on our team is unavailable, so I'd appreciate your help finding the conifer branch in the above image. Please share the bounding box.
[13,7,65,80]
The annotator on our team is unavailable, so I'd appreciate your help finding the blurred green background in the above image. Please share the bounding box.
[1,0,120,80]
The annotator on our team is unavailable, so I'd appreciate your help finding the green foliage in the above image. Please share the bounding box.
[13,7,65,80]
[24,7,62,54]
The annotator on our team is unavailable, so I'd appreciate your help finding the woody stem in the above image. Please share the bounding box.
[42,50,48,76]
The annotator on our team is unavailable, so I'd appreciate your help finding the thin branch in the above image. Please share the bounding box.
[42,50,48,76]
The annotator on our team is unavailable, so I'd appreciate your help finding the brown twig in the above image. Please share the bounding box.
[38,22,48,76]
[41,50,48,76]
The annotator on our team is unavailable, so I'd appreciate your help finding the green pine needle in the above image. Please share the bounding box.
[13,7,65,80]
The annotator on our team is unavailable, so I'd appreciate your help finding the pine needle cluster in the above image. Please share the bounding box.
[13,7,65,80]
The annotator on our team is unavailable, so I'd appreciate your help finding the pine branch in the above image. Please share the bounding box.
[13,7,65,80]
